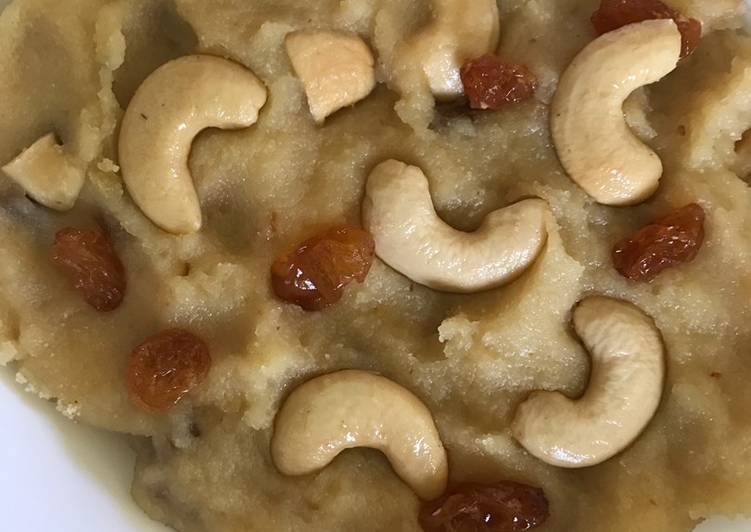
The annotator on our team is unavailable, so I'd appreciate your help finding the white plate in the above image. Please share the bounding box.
[0,371,168,531]
[0,0,750,530]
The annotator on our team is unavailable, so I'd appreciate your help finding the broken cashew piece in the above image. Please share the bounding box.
[401,0,499,99]
[285,30,376,123]
[362,160,549,293]
[2,134,85,211]
[551,20,681,205]
[512,296,665,468]
[119,55,267,234]
[271,370,448,500]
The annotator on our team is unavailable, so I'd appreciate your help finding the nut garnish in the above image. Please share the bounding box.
[512,296,666,468]
[551,20,681,205]
[271,370,448,500]
[119,55,268,234]
[363,160,549,293]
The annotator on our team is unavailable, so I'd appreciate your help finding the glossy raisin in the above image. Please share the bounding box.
[271,226,375,311]
[613,203,705,282]
[420,481,549,532]
[51,227,127,312]
[127,329,211,412]
[460,55,537,110]
[591,0,702,58]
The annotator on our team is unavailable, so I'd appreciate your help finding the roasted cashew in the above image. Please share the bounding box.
[362,160,549,293]
[271,370,448,500]
[551,20,681,206]
[512,296,665,468]
[2,134,85,211]
[119,55,267,234]
[285,30,376,123]
[399,0,500,99]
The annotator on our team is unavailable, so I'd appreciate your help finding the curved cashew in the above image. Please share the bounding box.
[362,160,549,293]
[271,370,448,500]
[2,134,85,211]
[285,30,376,123]
[400,0,500,99]
[119,55,267,234]
[551,20,681,206]
[512,296,665,468]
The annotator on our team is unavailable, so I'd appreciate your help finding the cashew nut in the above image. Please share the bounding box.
[399,0,500,99]
[285,30,376,123]
[362,160,549,293]
[119,55,267,234]
[271,370,448,500]
[551,20,681,206]
[2,134,85,211]
[512,296,665,468]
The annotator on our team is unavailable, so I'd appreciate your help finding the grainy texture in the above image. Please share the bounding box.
[0,0,750,531]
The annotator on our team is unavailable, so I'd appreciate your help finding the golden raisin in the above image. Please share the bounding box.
[127,329,211,412]
[271,226,375,311]
[460,54,538,110]
[613,203,705,282]
[420,481,549,532]
[51,227,127,312]
[591,0,702,58]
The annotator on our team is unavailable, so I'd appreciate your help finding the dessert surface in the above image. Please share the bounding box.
[1,0,751,531]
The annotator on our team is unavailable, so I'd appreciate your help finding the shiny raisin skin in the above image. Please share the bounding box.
[127,329,211,412]
[613,203,705,282]
[271,226,375,311]
[51,227,127,312]
[460,55,538,110]
[420,482,549,532]
[591,0,702,58]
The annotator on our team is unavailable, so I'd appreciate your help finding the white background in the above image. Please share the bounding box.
[0,372,167,531]
[0,0,750,530]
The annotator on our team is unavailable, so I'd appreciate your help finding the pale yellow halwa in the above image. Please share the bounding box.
[1,0,751,531]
